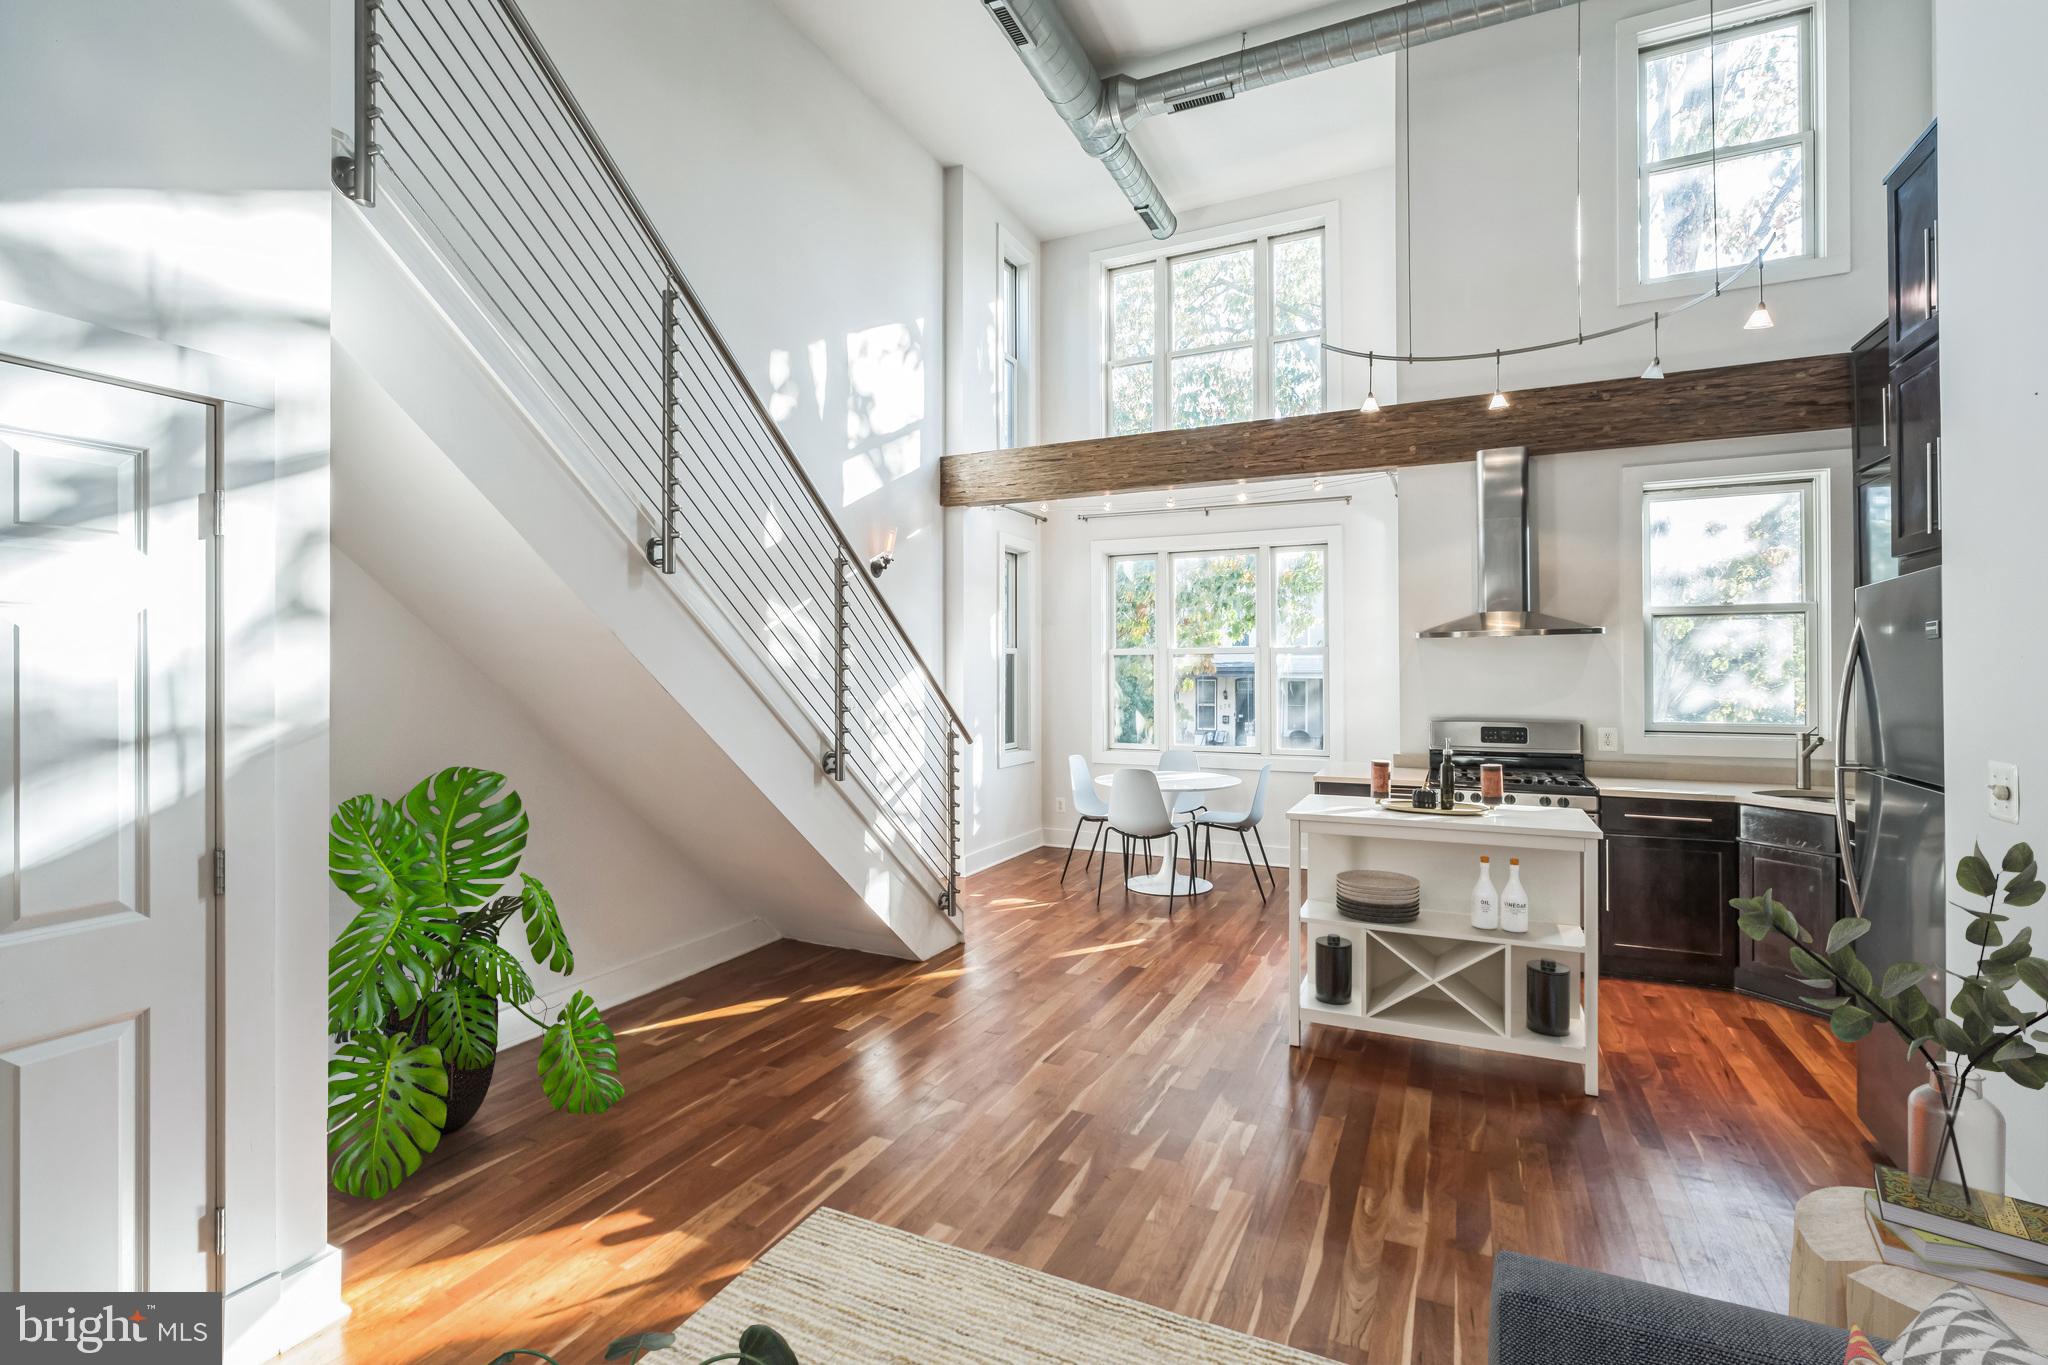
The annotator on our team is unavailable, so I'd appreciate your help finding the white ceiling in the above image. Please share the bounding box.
[767,0,1398,241]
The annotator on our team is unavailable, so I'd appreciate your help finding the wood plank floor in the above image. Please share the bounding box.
[287,846,1878,1364]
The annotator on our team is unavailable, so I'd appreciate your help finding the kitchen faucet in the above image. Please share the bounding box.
[1795,728,1826,790]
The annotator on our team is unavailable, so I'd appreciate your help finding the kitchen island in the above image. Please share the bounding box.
[1285,794,1605,1094]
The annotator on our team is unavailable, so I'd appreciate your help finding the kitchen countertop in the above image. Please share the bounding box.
[1312,766,1837,816]
[1286,793,1602,839]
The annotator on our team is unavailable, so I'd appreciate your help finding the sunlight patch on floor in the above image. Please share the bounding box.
[618,997,786,1035]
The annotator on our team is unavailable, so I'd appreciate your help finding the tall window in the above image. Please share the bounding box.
[999,257,1023,448]
[1105,540,1331,756]
[1643,478,1818,731]
[1106,225,1325,435]
[1636,7,1813,283]
[1001,545,1030,751]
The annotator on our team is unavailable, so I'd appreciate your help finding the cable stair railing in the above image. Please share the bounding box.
[334,0,966,921]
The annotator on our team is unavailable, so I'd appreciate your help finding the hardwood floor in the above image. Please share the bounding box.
[287,846,1878,1364]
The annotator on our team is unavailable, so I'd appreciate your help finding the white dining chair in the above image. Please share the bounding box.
[1062,755,1110,878]
[1100,768,1184,918]
[1196,763,1276,899]
[1157,747,1207,820]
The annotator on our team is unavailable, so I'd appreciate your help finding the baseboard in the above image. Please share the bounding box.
[498,916,780,1047]
[964,826,1051,876]
[224,1243,347,1364]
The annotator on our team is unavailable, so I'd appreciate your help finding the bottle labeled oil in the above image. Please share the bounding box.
[1470,856,1500,931]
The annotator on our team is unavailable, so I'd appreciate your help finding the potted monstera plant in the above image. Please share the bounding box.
[327,766,624,1198]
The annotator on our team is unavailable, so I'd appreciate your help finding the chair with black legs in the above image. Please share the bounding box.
[1062,755,1110,878]
[1195,763,1276,899]
[1098,768,1184,919]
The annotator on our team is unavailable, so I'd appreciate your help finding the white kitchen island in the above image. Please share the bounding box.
[1285,794,1605,1095]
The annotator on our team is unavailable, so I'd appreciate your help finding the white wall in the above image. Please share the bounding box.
[523,0,948,661]
[1039,169,1401,444]
[1395,0,1932,401]
[1034,483,1403,866]
[1934,2,2048,1202]
[330,553,774,1040]
[942,168,1050,870]
[0,2,334,1357]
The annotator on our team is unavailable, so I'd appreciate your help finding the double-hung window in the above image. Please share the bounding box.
[1105,539,1331,757]
[1636,5,1814,283]
[1105,225,1326,434]
[999,257,1023,448]
[1643,477,1818,731]
[1001,544,1031,753]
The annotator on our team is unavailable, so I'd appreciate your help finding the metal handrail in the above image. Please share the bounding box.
[474,0,968,739]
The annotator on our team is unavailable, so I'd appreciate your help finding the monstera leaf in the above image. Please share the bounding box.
[328,899,459,1032]
[328,1033,449,1198]
[518,874,574,975]
[539,991,623,1114]
[423,979,499,1069]
[403,767,529,908]
[453,937,536,1005]
[330,793,440,913]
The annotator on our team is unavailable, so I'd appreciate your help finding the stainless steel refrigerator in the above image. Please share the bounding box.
[1835,565,1945,1163]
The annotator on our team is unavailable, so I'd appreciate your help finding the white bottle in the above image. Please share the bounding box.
[1470,856,1499,931]
[1500,858,1531,934]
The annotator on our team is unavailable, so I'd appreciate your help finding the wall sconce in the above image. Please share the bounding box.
[869,529,897,579]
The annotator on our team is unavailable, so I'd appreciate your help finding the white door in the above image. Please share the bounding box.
[0,360,214,1292]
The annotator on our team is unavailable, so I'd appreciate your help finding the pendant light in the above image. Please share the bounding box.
[1744,257,1775,330]
[1359,352,1382,414]
[1641,311,1665,379]
[1488,350,1510,410]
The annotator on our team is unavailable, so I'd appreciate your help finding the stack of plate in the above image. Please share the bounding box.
[1334,869,1422,924]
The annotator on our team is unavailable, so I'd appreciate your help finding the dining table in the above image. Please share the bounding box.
[1093,768,1242,896]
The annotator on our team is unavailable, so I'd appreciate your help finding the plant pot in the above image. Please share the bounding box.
[440,1054,496,1135]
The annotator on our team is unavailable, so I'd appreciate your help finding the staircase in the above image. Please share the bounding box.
[331,0,964,959]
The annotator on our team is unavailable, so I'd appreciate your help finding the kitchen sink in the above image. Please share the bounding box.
[1753,787,1833,802]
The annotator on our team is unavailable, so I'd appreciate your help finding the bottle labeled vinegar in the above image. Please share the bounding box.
[1470,856,1499,931]
[1500,858,1530,934]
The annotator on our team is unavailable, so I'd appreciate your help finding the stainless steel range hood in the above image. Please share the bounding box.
[1416,447,1607,639]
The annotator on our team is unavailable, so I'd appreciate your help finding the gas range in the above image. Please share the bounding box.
[1425,718,1600,812]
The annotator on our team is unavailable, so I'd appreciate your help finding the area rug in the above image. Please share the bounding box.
[651,1207,1335,1363]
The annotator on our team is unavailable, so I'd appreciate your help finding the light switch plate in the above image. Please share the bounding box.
[1988,761,2019,823]
[1055,797,1066,815]
[1597,727,1620,752]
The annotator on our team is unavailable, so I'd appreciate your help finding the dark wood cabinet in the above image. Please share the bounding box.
[1887,123,1939,359]
[1891,340,1942,562]
[1851,324,1890,471]
[1600,799,1740,986]
[1736,842,1840,1011]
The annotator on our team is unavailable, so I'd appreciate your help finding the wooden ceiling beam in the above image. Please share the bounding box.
[938,352,1851,507]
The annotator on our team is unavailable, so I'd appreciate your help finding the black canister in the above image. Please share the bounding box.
[1314,934,1354,1006]
[1526,958,1572,1037]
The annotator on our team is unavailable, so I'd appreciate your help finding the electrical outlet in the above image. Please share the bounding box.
[1055,797,1066,815]
[1988,761,2019,824]
[1597,727,1620,752]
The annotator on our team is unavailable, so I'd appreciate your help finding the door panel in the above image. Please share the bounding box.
[0,361,212,1293]
[1601,834,1739,986]
[1853,567,1944,786]
[1851,773,1946,1165]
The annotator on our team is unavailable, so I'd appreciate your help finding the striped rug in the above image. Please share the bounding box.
[652,1207,1336,1364]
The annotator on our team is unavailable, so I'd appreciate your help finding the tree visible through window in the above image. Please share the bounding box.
[1638,9,1812,282]
[1106,226,1324,435]
[1644,480,1817,728]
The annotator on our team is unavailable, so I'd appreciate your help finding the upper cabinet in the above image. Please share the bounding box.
[1851,323,1890,471]
[1887,123,1940,360]
[1891,341,1942,560]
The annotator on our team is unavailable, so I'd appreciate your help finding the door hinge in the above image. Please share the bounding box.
[213,848,227,897]
[214,1207,226,1257]
[214,488,226,538]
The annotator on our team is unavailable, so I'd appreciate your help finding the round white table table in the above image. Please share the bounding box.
[1093,769,1241,897]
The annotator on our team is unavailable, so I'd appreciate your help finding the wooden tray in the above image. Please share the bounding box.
[1376,798,1489,817]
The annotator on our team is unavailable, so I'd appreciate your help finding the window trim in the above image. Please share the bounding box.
[997,530,1038,769]
[1617,448,1850,759]
[1091,526,1343,771]
[1091,202,1342,436]
[1614,0,1853,305]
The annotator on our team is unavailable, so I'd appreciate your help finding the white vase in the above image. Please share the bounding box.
[1906,1063,2006,1197]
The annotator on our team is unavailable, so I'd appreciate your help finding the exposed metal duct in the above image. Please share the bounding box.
[981,0,1178,238]
[983,0,1582,239]
[1416,448,1606,639]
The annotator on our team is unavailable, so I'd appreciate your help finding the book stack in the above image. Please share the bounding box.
[1864,1166,2048,1307]
[1334,870,1422,924]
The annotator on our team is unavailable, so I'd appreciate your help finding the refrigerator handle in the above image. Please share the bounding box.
[1834,617,1871,917]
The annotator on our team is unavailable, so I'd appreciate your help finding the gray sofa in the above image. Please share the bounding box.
[1491,1252,1868,1365]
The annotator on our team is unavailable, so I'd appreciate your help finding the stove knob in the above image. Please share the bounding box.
[1504,793,1517,803]
[1539,796,1553,806]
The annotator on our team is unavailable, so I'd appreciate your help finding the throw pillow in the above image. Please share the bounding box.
[1844,1326,1883,1364]
[1883,1287,2048,1365]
